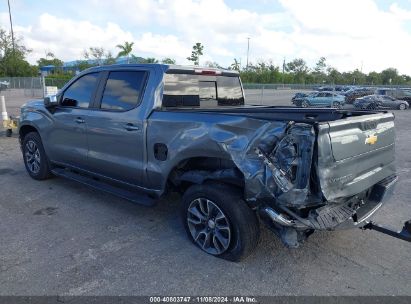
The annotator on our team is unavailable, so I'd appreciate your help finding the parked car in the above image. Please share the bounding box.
[345,87,375,103]
[291,92,308,101]
[19,64,397,261]
[291,91,315,105]
[0,81,9,91]
[299,91,346,108]
[376,88,411,103]
[334,86,346,92]
[316,86,334,92]
[354,94,409,110]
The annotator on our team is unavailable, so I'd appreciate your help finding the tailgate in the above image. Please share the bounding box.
[316,112,396,201]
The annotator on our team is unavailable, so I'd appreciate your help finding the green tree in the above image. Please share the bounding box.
[381,68,399,85]
[74,60,93,72]
[314,57,327,73]
[312,57,327,83]
[144,57,159,63]
[205,61,222,68]
[230,58,240,71]
[326,67,342,84]
[83,47,108,66]
[104,51,117,65]
[351,69,366,85]
[0,27,37,77]
[366,71,382,85]
[116,41,134,63]
[37,52,64,69]
[161,57,176,64]
[187,42,204,65]
[286,58,309,83]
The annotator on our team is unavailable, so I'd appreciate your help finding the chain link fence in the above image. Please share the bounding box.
[0,77,43,98]
[0,77,73,98]
[1,77,410,105]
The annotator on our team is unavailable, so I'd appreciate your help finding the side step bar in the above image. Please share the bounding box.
[51,168,156,207]
[362,220,411,242]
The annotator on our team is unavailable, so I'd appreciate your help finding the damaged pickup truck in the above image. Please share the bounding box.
[19,64,405,261]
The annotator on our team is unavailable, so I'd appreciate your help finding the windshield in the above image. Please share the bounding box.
[163,73,244,108]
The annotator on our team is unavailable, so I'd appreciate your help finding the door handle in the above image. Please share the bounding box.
[75,117,85,124]
[124,123,140,131]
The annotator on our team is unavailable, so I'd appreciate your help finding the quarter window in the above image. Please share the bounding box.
[61,73,99,108]
[100,71,146,111]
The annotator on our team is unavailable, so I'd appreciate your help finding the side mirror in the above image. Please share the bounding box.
[44,95,59,108]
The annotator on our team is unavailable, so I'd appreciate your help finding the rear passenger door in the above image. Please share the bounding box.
[85,69,148,186]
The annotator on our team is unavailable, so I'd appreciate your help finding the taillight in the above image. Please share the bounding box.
[194,69,222,75]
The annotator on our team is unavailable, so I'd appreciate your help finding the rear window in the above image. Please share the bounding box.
[162,73,244,108]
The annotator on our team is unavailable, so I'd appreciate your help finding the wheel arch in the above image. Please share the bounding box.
[166,156,245,194]
[19,124,40,141]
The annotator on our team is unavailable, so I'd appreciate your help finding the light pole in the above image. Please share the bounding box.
[7,0,15,52]
[246,37,250,70]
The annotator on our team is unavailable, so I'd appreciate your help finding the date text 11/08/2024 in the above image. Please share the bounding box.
[149,296,257,303]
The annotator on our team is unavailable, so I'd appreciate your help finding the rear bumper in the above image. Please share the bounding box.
[268,174,398,231]
[335,174,398,230]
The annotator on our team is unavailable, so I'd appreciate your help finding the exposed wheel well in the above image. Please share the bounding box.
[19,125,39,140]
[167,157,245,193]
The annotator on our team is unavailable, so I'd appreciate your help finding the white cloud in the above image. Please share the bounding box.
[2,0,411,74]
[275,0,411,73]
[12,13,134,63]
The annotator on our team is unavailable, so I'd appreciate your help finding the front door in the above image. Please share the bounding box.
[47,72,100,169]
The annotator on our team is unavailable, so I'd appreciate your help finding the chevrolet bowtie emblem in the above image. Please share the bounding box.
[365,134,378,145]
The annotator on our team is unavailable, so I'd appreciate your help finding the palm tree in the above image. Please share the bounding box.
[231,58,241,71]
[116,41,134,64]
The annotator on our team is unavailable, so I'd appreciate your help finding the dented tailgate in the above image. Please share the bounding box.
[316,112,396,201]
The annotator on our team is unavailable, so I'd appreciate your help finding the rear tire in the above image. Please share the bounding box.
[399,103,407,110]
[22,132,53,180]
[181,182,260,262]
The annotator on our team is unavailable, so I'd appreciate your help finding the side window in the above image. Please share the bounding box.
[61,73,99,108]
[100,71,146,111]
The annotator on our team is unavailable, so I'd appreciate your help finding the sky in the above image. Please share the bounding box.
[1,0,411,74]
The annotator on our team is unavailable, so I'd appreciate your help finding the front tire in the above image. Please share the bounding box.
[181,182,260,262]
[22,132,53,180]
[301,101,309,108]
[399,103,407,110]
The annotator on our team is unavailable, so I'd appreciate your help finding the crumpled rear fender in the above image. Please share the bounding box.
[148,111,318,207]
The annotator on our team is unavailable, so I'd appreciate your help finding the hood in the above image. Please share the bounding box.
[21,99,45,110]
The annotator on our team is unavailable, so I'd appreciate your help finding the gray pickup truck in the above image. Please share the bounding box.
[19,64,398,261]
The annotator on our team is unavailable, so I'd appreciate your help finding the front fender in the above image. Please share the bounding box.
[19,107,54,154]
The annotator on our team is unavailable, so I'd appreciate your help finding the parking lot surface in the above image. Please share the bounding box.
[0,92,410,296]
